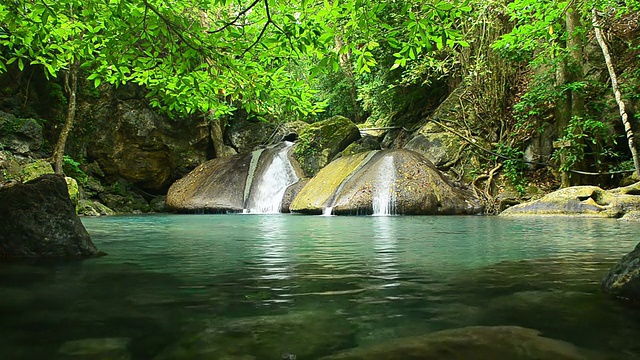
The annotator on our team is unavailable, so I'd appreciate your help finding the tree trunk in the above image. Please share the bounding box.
[52,61,79,174]
[209,115,227,158]
[555,54,571,187]
[592,8,640,177]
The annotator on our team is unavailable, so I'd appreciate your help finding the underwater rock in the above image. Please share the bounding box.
[293,115,361,177]
[291,149,483,215]
[0,174,101,258]
[500,182,640,218]
[319,326,608,360]
[602,242,640,301]
[58,337,131,360]
[154,311,355,360]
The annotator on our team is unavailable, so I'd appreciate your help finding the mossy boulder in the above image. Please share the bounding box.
[66,176,79,206]
[291,149,483,215]
[293,116,361,177]
[602,242,640,301]
[319,326,608,360]
[20,159,54,182]
[0,112,44,155]
[404,123,462,167]
[77,199,116,216]
[334,136,381,159]
[500,182,640,218]
[619,210,640,222]
[290,151,372,214]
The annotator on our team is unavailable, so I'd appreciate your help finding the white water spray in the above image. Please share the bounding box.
[245,143,298,214]
[372,155,396,216]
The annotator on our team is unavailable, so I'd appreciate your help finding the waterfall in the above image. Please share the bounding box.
[372,155,396,216]
[245,142,298,214]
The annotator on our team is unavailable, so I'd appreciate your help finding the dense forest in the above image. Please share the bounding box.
[1,0,639,212]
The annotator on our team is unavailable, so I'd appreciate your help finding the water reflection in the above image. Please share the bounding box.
[371,217,400,284]
[254,216,292,281]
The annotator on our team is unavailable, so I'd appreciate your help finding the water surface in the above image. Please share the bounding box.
[1,215,639,359]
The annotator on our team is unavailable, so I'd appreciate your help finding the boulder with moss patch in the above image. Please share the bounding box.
[602,242,640,301]
[500,182,640,218]
[293,116,360,177]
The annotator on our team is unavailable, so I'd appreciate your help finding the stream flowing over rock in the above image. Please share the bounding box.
[500,182,640,218]
[166,142,304,213]
[0,174,100,258]
[290,149,483,215]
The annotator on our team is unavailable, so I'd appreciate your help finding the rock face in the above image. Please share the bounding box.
[0,112,44,156]
[291,149,483,215]
[227,118,309,154]
[602,242,640,300]
[500,182,640,218]
[166,142,304,213]
[293,115,361,177]
[79,91,211,193]
[0,174,100,258]
[319,326,606,360]
[404,123,463,167]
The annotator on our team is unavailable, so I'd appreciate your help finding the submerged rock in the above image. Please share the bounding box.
[291,149,482,215]
[0,174,101,258]
[602,242,640,300]
[58,337,131,360]
[319,326,608,360]
[500,182,640,218]
[154,311,355,360]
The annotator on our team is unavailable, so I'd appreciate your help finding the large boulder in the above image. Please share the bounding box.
[227,118,309,153]
[291,149,483,215]
[602,242,640,300]
[166,153,253,213]
[293,116,361,177]
[0,174,101,258]
[319,326,608,360]
[79,92,211,193]
[166,142,303,213]
[500,182,640,218]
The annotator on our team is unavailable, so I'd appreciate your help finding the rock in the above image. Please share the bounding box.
[293,116,361,177]
[291,149,483,215]
[99,192,150,214]
[291,151,373,214]
[20,159,54,182]
[404,123,462,167]
[619,210,640,222]
[334,136,381,159]
[227,118,309,153]
[280,179,308,213]
[58,337,131,360]
[500,182,640,218]
[80,95,210,193]
[150,195,167,212]
[166,153,253,212]
[66,177,79,206]
[0,174,101,258]
[77,199,115,216]
[154,311,355,360]
[602,242,640,300]
[167,142,303,213]
[319,326,608,360]
[0,112,44,155]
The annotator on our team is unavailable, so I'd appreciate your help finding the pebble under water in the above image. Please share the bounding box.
[1,214,640,359]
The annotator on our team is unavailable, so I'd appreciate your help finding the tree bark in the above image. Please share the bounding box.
[52,61,79,174]
[592,8,640,177]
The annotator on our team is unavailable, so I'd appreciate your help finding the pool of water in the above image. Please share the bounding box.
[1,214,640,359]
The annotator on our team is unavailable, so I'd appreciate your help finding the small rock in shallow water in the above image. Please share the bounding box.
[57,337,131,360]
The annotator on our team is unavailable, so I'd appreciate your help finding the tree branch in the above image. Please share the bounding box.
[209,0,262,34]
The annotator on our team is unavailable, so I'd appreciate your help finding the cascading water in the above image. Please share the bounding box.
[372,155,396,216]
[245,142,298,214]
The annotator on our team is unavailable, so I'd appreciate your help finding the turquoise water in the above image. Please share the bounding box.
[1,214,640,359]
